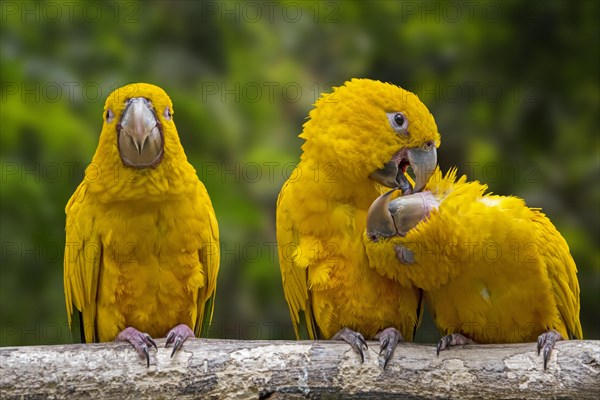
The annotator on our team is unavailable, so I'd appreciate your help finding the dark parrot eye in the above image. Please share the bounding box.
[105,109,114,123]
[387,112,409,135]
[394,114,405,126]
[164,107,172,120]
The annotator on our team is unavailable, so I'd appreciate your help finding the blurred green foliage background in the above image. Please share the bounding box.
[1,0,598,346]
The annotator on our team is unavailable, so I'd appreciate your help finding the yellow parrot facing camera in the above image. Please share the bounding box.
[276,79,440,368]
[64,83,220,366]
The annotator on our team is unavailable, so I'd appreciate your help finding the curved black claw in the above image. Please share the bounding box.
[375,327,403,370]
[115,327,157,367]
[332,327,368,363]
[436,333,475,356]
[537,330,563,370]
[165,324,195,357]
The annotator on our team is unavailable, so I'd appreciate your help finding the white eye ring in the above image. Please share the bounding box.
[105,109,114,123]
[387,112,408,135]
[164,106,172,120]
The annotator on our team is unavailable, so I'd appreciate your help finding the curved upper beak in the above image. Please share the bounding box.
[367,189,439,241]
[369,146,437,194]
[366,189,397,241]
[407,146,437,192]
[117,97,163,169]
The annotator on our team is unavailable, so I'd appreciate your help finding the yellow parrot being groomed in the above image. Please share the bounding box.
[365,168,582,369]
[64,83,219,366]
[276,79,440,368]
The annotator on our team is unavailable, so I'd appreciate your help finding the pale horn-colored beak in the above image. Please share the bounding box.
[366,189,398,241]
[117,97,163,169]
[406,146,437,193]
[367,189,439,241]
[369,144,437,195]
[387,191,438,235]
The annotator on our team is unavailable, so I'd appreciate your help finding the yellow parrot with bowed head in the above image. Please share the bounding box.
[64,83,219,366]
[366,168,582,369]
[276,79,439,367]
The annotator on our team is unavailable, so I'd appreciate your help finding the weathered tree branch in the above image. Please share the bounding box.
[1,339,598,399]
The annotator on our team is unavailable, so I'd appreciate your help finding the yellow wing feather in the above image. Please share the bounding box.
[276,180,317,339]
[531,211,582,339]
[194,183,220,337]
[64,182,101,343]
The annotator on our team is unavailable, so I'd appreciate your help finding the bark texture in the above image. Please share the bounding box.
[1,339,598,399]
